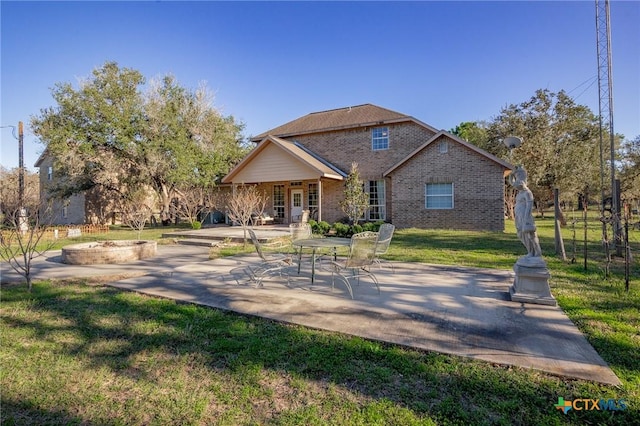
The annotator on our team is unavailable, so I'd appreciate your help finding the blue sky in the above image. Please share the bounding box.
[1,0,639,171]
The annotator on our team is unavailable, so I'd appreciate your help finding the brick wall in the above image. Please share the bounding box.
[389,135,505,231]
[293,122,437,181]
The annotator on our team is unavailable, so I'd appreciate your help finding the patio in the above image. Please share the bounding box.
[1,236,621,386]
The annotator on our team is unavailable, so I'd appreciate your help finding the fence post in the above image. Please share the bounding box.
[554,188,566,261]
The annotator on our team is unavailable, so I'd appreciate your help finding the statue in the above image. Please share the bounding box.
[509,166,543,263]
[507,164,555,305]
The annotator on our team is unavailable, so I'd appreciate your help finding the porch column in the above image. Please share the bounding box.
[317,178,322,222]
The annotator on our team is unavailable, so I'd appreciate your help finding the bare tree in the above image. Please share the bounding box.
[174,184,221,228]
[0,184,55,291]
[225,184,268,247]
[119,188,154,240]
[0,166,40,225]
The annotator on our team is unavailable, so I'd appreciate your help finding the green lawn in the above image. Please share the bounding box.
[1,218,638,425]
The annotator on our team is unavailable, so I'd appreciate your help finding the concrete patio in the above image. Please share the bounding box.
[0,232,621,386]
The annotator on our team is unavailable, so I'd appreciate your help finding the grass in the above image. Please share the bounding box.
[1,217,638,425]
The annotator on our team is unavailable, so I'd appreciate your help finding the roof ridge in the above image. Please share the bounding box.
[307,103,373,115]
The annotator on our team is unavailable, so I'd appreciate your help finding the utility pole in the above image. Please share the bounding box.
[18,121,24,207]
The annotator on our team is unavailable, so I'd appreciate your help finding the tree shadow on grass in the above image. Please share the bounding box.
[1,280,638,425]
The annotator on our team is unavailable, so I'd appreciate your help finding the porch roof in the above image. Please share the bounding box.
[221,135,346,184]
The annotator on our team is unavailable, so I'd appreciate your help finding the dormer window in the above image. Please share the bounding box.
[372,127,389,151]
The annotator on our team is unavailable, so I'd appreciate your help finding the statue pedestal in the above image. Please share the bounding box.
[510,259,556,306]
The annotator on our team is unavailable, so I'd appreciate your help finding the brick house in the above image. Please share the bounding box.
[222,104,512,231]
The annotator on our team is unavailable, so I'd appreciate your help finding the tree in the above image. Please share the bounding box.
[30,61,247,223]
[173,183,222,228]
[340,162,369,225]
[619,135,640,209]
[487,89,604,214]
[225,184,268,247]
[119,188,154,240]
[450,121,494,153]
[0,166,40,225]
[0,182,55,291]
[31,62,145,200]
[140,75,246,223]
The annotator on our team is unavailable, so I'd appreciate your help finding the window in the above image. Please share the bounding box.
[62,198,70,218]
[47,166,53,180]
[425,183,454,209]
[438,140,448,153]
[372,127,389,151]
[293,192,302,208]
[308,183,318,214]
[273,185,285,219]
[367,180,386,220]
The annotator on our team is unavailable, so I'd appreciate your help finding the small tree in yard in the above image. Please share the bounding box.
[174,184,221,229]
[119,188,153,240]
[0,185,55,291]
[340,162,369,225]
[225,184,268,248]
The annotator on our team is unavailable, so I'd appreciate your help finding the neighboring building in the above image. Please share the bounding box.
[222,104,512,231]
[34,153,87,224]
[34,151,125,225]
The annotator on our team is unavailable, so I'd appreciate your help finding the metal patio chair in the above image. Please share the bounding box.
[374,223,396,272]
[289,222,312,265]
[328,231,380,299]
[243,229,293,287]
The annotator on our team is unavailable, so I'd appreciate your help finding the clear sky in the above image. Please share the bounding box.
[1,0,639,171]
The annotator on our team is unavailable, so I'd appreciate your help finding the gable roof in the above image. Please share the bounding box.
[383,131,513,177]
[251,103,438,142]
[222,135,346,184]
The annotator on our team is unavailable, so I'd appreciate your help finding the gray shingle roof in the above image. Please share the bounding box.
[251,104,416,141]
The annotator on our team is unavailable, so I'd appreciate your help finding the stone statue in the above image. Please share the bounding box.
[504,140,555,305]
[509,166,544,266]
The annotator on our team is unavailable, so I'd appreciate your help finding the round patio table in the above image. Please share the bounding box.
[292,237,351,284]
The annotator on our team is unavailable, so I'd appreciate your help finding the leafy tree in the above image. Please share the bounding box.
[619,135,640,208]
[487,89,604,213]
[31,62,145,199]
[450,121,493,152]
[30,61,247,223]
[340,162,369,225]
[140,75,246,223]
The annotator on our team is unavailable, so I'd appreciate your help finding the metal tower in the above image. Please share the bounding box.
[595,0,621,252]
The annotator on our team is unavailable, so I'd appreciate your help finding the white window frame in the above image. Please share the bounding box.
[367,180,386,220]
[425,183,454,209]
[273,184,285,219]
[371,127,389,151]
[47,166,53,180]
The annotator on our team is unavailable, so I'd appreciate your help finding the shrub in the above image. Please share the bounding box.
[350,224,363,235]
[362,222,377,232]
[332,222,350,237]
[191,220,202,230]
[317,220,331,235]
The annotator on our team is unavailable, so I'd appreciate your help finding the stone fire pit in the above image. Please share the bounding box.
[61,240,157,265]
